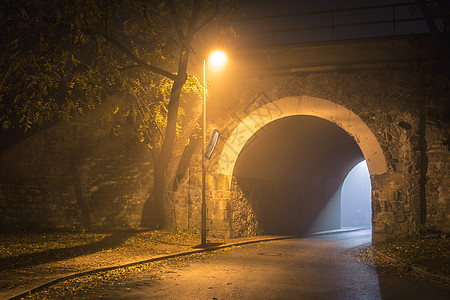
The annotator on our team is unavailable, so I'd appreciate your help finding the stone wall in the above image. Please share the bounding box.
[0,179,54,229]
[229,177,262,238]
[0,96,152,230]
[425,124,450,229]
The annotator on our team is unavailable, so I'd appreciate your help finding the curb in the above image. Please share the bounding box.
[6,235,297,300]
[369,246,450,283]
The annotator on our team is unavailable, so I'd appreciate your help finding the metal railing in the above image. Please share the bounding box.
[229,2,431,46]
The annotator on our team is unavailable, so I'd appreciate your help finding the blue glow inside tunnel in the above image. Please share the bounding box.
[340,160,372,228]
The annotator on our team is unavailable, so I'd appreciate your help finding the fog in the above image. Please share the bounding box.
[340,160,372,228]
[234,116,365,235]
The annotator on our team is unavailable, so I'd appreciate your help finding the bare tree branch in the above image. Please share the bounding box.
[125,108,158,164]
[135,93,164,139]
[166,0,185,42]
[195,0,221,34]
[417,0,450,68]
[186,0,203,40]
[223,0,242,24]
[119,64,140,73]
[99,31,177,80]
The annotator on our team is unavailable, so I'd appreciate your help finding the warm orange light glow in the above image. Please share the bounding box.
[209,50,227,68]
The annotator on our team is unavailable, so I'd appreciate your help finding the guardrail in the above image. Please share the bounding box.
[230,2,431,46]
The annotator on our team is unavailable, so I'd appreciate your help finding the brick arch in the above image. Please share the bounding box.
[217,95,387,176]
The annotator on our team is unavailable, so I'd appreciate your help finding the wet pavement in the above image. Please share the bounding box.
[79,229,450,299]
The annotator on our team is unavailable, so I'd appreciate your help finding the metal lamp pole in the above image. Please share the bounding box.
[201,50,226,247]
[201,58,207,246]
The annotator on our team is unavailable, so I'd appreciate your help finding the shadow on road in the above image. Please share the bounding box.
[375,265,450,299]
[0,231,136,271]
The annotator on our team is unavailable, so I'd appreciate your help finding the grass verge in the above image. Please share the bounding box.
[374,235,449,276]
[358,231,449,286]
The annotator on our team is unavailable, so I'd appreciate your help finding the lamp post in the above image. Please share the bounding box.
[201,50,226,247]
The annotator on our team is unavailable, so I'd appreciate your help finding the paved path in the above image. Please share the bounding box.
[81,229,449,299]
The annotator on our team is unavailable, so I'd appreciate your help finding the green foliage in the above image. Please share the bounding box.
[184,75,203,97]
[0,0,236,148]
[0,0,181,131]
[1,0,113,130]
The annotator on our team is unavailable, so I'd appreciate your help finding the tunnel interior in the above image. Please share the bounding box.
[233,115,367,235]
[340,160,372,228]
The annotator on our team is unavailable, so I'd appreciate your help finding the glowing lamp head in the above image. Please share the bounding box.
[209,50,227,69]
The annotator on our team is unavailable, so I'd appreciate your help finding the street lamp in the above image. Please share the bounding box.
[201,50,227,247]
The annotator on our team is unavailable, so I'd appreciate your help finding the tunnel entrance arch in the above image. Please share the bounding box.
[216,96,387,235]
[218,96,387,177]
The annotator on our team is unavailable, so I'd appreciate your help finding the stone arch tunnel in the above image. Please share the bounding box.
[233,115,365,236]
[207,95,389,240]
[0,35,448,244]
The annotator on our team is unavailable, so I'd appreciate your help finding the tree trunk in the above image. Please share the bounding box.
[154,165,177,230]
[140,0,202,230]
[139,77,186,230]
[417,0,450,70]
[140,164,177,230]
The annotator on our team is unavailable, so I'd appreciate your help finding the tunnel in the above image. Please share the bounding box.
[233,115,368,236]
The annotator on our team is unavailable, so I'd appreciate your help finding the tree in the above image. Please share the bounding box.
[0,0,242,229]
[417,0,450,70]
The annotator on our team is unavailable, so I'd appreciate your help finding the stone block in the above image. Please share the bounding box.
[209,190,221,200]
[390,201,403,211]
[205,175,216,189]
[28,189,41,195]
[7,194,18,202]
[219,200,228,210]
[383,201,393,212]
[375,212,394,224]
[393,211,406,223]
[372,200,382,213]
[372,232,392,244]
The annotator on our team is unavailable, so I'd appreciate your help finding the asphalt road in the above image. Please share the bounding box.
[87,229,449,300]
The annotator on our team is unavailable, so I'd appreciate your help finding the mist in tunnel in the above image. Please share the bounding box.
[340,160,372,228]
[233,115,366,236]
